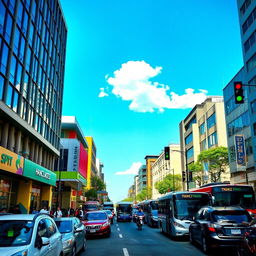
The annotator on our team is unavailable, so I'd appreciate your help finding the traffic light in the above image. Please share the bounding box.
[164,147,170,160]
[234,81,244,104]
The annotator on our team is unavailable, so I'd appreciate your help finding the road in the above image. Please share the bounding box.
[80,220,238,256]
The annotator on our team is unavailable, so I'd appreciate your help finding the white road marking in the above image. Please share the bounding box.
[123,248,129,256]
[116,224,119,227]
[117,228,120,231]
[119,233,123,238]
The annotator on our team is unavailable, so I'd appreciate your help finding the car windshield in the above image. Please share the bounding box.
[212,210,251,223]
[0,220,33,247]
[152,210,158,216]
[55,220,72,233]
[85,212,107,221]
[84,204,98,211]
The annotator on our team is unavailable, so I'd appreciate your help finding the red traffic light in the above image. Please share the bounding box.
[235,83,242,89]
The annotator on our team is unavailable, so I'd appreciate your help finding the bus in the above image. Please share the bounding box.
[83,201,100,212]
[116,202,133,222]
[103,202,114,211]
[192,183,256,216]
[139,200,158,226]
[158,192,211,237]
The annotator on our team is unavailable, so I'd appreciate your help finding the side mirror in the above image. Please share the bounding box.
[74,226,84,233]
[41,237,50,246]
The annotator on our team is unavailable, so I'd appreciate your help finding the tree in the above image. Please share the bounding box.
[197,146,229,183]
[154,174,182,194]
[121,197,133,202]
[188,162,204,186]
[85,176,106,200]
[136,188,148,201]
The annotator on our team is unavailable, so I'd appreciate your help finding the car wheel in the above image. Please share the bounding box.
[202,236,210,254]
[71,245,76,256]
[81,237,87,252]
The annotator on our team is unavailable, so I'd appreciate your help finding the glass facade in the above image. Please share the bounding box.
[227,112,250,137]
[206,113,216,129]
[185,133,193,145]
[208,132,218,148]
[0,0,67,150]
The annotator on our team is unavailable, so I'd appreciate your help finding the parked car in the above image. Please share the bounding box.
[147,209,158,227]
[82,211,111,237]
[104,210,114,224]
[54,217,86,255]
[189,206,252,254]
[0,213,63,256]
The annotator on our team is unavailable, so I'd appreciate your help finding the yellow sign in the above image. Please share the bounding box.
[0,147,24,175]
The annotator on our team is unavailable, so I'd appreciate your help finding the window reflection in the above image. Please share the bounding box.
[6,84,13,107]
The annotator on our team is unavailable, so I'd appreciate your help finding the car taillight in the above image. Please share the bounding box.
[208,227,216,232]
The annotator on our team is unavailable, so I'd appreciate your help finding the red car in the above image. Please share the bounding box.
[82,210,111,237]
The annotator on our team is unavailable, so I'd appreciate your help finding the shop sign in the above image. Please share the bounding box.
[0,146,24,175]
[23,159,56,186]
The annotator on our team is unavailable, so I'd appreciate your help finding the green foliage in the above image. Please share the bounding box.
[154,174,182,194]
[136,188,149,201]
[85,176,106,201]
[84,188,97,200]
[188,162,204,186]
[197,146,229,182]
[121,197,133,202]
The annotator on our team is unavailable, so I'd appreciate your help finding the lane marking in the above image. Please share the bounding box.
[116,224,119,227]
[117,228,120,231]
[119,234,123,238]
[123,248,129,256]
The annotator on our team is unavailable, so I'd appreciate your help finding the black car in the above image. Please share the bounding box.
[189,206,252,254]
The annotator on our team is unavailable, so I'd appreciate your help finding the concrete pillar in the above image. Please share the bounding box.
[1,122,9,148]
[51,156,55,171]
[17,180,32,214]
[38,146,43,165]
[7,126,15,151]
[34,144,39,164]
[15,130,22,154]
[30,141,35,161]
[24,137,29,158]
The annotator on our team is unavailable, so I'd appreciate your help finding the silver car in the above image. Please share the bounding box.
[54,217,86,256]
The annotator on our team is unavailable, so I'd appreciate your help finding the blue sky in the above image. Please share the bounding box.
[60,0,243,202]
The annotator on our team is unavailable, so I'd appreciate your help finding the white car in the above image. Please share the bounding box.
[0,213,63,256]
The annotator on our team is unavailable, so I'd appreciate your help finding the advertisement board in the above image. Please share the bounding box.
[0,146,24,175]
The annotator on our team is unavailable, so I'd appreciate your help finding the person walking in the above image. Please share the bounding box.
[40,206,49,214]
[54,207,63,218]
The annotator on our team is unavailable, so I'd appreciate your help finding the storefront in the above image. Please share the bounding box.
[19,159,56,213]
[0,146,24,211]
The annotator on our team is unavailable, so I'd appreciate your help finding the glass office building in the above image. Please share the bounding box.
[0,0,67,213]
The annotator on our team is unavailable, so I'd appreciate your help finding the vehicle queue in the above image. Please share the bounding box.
[0,182,256,255]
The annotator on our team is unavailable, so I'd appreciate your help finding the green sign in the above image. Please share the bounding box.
[55,171,87,186]
[23,159,56,186]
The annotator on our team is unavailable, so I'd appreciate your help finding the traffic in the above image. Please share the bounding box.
[1,182,256,255]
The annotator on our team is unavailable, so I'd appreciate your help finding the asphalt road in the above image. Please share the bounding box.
[80,220,238,256]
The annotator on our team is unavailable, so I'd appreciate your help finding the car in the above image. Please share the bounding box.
[54,217,86,256]
[0,213,63,256]
[82,211,111,237]
[147,209,158,227]
[104,210,114,224]
[189,206,252,254]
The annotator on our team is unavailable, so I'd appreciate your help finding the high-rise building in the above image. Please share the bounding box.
[85,136,97,189]
[179,97,230,190]
[138,164,146,193]
[145,155,158,198]
[152,144,182,200]
[0,0,67,212]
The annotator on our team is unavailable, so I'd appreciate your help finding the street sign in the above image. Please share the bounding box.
[234,135,246,166]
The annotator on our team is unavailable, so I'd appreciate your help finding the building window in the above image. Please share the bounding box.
[244,30,256,53]
[0,74,4,100]
[1,42,9,74]
[208,132,218,148]
[185,133,193,145]
[251,99,256,113]
[227,112,250,136]
[225,96,239,115]
[186,147,194,159]
[6,84,13,107]
[185,116,196,130]
[249,76,256,93]
[200,139,207,151]
[199,123,205,135]
[240,0,252,16]
[245,138,253,155]
[242,7,256,34]
[229,146,236,162]
[247,52,256,72]
[207,113,216,130]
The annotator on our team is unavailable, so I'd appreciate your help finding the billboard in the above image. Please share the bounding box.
[234,135,246,168]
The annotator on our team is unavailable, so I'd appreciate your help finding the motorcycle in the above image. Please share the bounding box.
[136,215,144,231]
[236,227,256,256]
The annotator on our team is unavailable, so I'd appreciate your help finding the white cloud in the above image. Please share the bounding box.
[100,60,208,112]
[115,162,142,175]
[98,88,108,98]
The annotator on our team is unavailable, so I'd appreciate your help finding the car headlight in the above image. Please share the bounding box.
[63,238,74,249]
[102,222,109,227]
[173,222,186,229]
[11,250,28,256]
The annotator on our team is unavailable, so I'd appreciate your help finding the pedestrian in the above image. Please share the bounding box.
[13,205,21,214]
[31,207,38,214]
[54,206,63,218]
[78,206,84,219]
[40,206,49,214]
